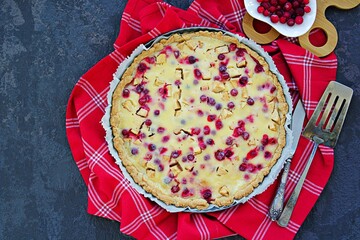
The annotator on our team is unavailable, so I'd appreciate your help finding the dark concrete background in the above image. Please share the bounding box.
[0,0,359,239]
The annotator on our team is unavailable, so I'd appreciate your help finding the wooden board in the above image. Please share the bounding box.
[242,0,360,57]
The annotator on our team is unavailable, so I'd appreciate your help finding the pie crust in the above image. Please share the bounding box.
[110,31,288,210]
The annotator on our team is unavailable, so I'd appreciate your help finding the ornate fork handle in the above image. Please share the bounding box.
[269,157,292,221]
[277,136,324,227]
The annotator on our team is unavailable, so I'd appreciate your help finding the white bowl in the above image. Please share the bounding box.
[245,0,317,38]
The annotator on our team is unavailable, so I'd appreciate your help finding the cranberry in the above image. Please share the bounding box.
[200,94,207,102]
[199,142,207,150]
[239,163,247,171]
[201,189,212,200]
[121,129,129,137]
[280,16,287,23]
[247,164,256,173]
[122,89,130,98]
[270,86,276,93]
[229,43,237,51]
[137,63,147,73]
[242,132,250,140]
[206,139,215,145]
[220,72,230,80]
[194,69,202,79]
[270,0,277,6]
[246,148,258,160]
[233,127,244,137]
[187,154,195,161]
[174,50,180,58]
[135,84,144,93]
[158,164,164,171]
[239,76,248,86]
[230,89,238,96]
[214,150,225,161]
[261,2,271,9]
[139,133,146,139]
[157,127,165,133]
[207,114,216,122]
[292,1,300,8]
[235,48,246,57]
[295,7,304,16]
[270,14,279,23]
[257,6,265,13]
[238,120,245,128]
[175,80,181,86]
[225,149,234,158]
[204,154,210,161]
[269,137,278,145]
[144,119,152,126]
[227,102,235,109]
[217,54,225,60]
[215,119,223,130]
[247,97,255,106]
[207,97,216,106]
[263,9,270,16]
[154,109,160,116]
[284,2,292,11]
[287,18,295,26]
[261,134,269,146]
[138,96,147,105]
[171,150,181,158]
[215,103,222,110]
[188,56,197,64]
[181,188,190,197]
[162,136,170,143]
[171,185,180,193]
[295,16,303,24]
[144,153,152,161]
[276,10,284,17]
[226,137,234,146]
[131,148,138,155]
[191,127,201,135]
[219,65,227,73]
[159,147,168,155]
[197,110,204,116]
[148,144,156,151]
[203,126,211,135]
[264,151,272,159]
[304,6,311,13]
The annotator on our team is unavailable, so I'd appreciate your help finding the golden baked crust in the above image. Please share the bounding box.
[110,31,288,210]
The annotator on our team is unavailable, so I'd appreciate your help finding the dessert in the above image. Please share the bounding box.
[110,31,289,209]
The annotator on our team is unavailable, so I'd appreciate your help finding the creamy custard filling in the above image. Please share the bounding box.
[110,31,287,209]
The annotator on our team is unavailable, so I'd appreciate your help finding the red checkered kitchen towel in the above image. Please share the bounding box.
[66,0,337,239]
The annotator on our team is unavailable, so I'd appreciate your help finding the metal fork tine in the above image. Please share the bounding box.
[318,93,337,129]
[324,97,344,131]
[331,100,351,141]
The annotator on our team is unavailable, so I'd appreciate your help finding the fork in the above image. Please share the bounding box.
[277,81,353,227]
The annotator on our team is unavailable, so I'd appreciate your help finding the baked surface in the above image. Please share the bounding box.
[110,31,288,209]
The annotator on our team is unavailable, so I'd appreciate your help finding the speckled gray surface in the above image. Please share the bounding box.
[0,0,359,239]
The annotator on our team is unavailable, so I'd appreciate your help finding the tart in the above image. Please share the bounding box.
[110,31,288,210]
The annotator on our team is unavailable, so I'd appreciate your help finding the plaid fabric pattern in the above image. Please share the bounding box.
[66,0,337,239]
